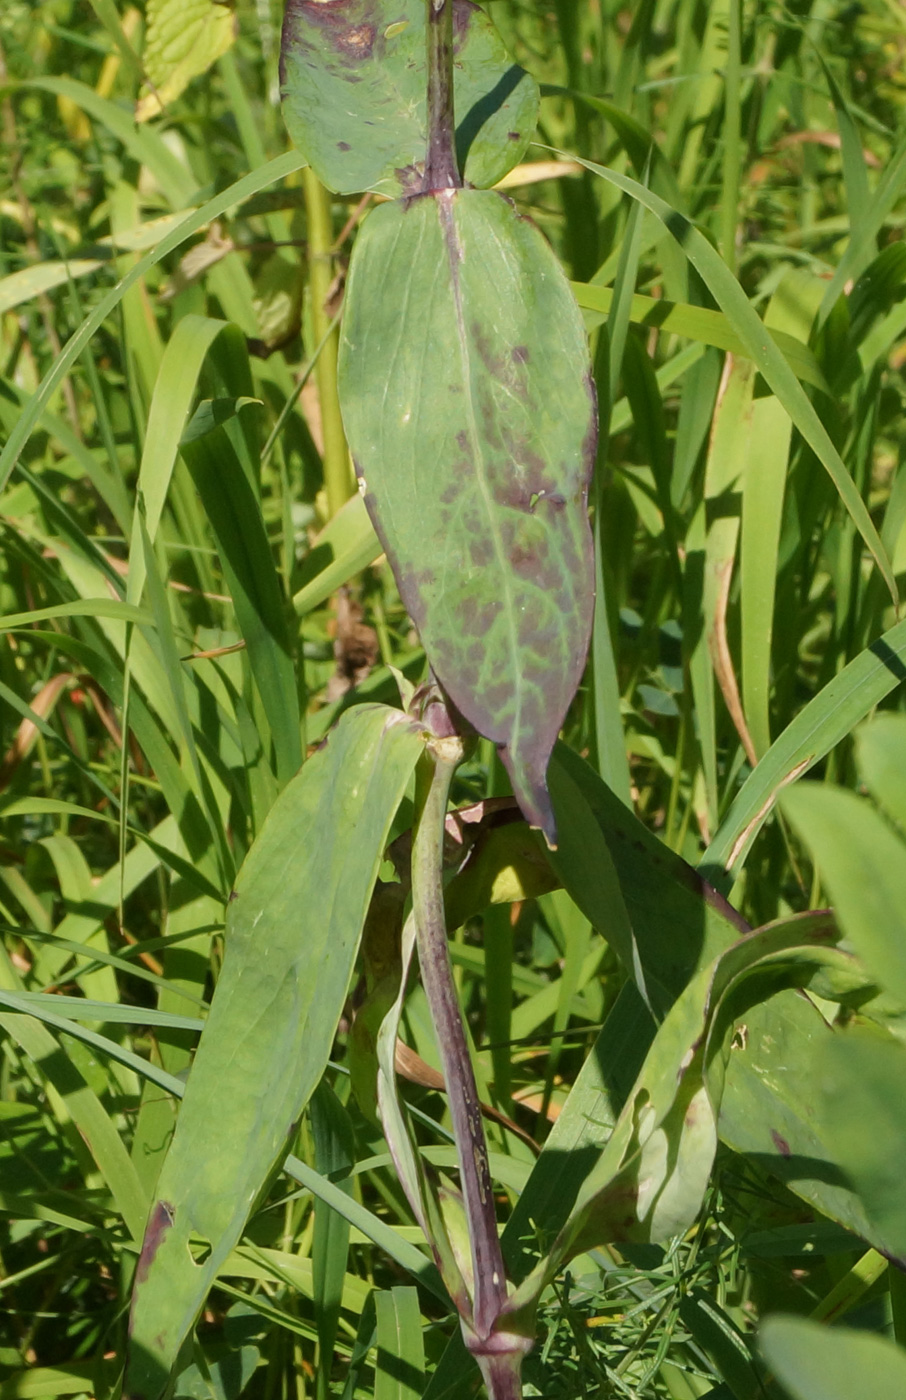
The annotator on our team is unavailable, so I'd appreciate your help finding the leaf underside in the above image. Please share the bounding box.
[280,0,539,195]
[125,705,424,1400]
[339,189,597,843]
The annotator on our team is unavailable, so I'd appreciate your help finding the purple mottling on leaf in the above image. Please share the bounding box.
[133,1201,175,1291]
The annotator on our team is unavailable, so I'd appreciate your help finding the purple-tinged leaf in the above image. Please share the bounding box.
[338,189,596,843]
[280,0,539,196]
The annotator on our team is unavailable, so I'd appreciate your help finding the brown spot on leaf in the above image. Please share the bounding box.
[134,1200,175,1288]
[771,1130,792,1158]
[337,141,351,151]
[512,345,530,364]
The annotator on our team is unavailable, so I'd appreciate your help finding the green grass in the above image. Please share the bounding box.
[2,1,906,1397]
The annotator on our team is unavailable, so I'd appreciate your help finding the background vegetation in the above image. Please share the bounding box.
[2,1,906,1397]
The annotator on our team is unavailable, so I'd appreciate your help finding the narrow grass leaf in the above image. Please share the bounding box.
[0,151,307,493]
[571,283,829,392]
[20,79,196,208]
[180,399,302,785]
[292,493,382,618]
[0,1013,148,1241]
[566,153,896,601]
[702,616,906,883]
[374,1288,426,1400]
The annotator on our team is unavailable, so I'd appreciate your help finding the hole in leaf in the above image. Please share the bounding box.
[188,1235,213,1266]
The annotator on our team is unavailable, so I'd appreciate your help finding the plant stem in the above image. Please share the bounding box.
[302,165,352,516]
[424,0,461,191]
[411,742,506,1339]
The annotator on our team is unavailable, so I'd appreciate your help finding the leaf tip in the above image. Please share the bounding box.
[500,748,558,849]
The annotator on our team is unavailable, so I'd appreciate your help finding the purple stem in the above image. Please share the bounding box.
[411,742,507,1340]
[424,0,461,191]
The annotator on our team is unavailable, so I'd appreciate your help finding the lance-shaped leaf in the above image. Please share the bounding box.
[339,190,596,843]
[548,744,882,1243]
[504,917,853,1327]
[125,705,425,1400]
[280,0,539,196]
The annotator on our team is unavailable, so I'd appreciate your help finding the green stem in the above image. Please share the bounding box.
[411,743,507,1339]
[302,165,352,517]
[424,0,461,190]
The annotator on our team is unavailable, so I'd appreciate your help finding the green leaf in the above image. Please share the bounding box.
[855,712,906,836]
[818,1029,906,1263]
[571,281,829,392]
[180,396,302,785]
[548,746,880,1243]
[549,743,747,1016]
[0,150,307,495]
[760,1317,906,1400]
[339,191,596,843]
[137,0,237,122]
[566,151,897,603]
[21,78,197,208]
[125,704,425,1400]
[502,982,656,1282]
[0,1014,148,1242]
[280,0,538,196]
[507,918,850,1316]
[374,1288,426,1400]
[127,315,245,609]
[780,782,906,1006]
[292,492,382,618]
[702,615,906,884]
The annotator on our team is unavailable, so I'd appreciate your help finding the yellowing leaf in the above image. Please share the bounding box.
[136,0,235,122]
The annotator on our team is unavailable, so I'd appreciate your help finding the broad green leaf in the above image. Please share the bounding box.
[0,1361,119,1400]
[818,1030,906,1263]
[716,978,879,1244]
[180,398,302,786]
[280,0,538,196]
[502,982,656,1282]
[136,0,237,123]
[702,615,906,884]
[339,191,596,843]
[549,745,881,1243]
[549,743,747,1016]
[780,782,906,1007]
[760,1317,906,1400]
[506,919,851,1321]
[125,705,425,1400]
[855,712,906,835]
